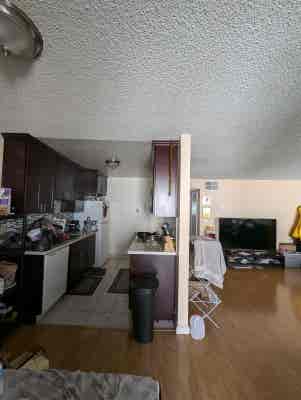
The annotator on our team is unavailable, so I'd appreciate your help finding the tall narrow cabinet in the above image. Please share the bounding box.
[152,141,179,217]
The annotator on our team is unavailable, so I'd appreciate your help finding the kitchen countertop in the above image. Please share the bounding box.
[25,232,96,256]
[128,236,177,256]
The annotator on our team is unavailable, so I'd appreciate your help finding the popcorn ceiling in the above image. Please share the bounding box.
[0,0,300,178]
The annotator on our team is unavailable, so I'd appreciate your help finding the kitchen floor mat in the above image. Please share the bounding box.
[68,268,106,296]
[108,269,129,294]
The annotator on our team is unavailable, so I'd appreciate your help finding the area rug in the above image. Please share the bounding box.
[68,268,106,296]
[2,369,160,399]
[108,269,129,294]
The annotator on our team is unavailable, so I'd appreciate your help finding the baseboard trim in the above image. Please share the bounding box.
[176,325,190,335]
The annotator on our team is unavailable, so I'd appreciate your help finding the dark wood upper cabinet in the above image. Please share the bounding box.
[2,134,28,213]
[75,168,98,199]
[152,141,179,217]
[55,155,77,201]
[40,145,56,213]
[26,141,56,213]
[2,133,99,214]
[25,139,44,213]
[2,133,55,213]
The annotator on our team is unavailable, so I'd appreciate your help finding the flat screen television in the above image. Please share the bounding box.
[219,218,276,251]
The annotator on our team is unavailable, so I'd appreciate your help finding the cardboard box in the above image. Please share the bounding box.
[0,188,11,215]
[279,242,296,255]
[284,252,301,268]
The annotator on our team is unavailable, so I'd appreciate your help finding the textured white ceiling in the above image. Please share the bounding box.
[0,1,301,178]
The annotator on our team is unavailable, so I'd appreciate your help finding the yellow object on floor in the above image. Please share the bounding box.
[9,349,49,371]
[21,353,49,371]
[291,205,301,240]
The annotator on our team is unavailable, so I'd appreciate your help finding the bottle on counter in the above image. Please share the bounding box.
[163,236,175,252]
[83,217,92,234]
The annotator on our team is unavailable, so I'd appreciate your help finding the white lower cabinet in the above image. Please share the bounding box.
[42,246,69,315]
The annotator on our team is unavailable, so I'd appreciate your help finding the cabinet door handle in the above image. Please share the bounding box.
[168,145,173,196]
[37,183,40,210]
[51,190,54,210]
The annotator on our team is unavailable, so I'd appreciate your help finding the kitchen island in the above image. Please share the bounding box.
[128,236,176,256]
[128,236,177,322]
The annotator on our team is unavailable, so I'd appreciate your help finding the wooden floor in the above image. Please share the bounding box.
[2,268,301,399]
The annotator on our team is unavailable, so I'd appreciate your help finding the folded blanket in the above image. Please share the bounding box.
[193,238,227,289]
[2,369,160,400]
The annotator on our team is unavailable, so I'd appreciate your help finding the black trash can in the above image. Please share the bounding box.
[131,275,159,344]
[129,271,157,310]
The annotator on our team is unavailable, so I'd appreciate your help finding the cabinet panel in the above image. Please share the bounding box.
[2,133,100,214]
[87,235,96,267]
[25,140,45,213]
[68,240,82,289]
[75,168,98,199]
[2,135,27,213]
[68,235,96,290]
[152,141,179,217]
[55,156,76,201]
[55,155,65,200]
[42,247,69,314]
[40,146,56,213]
[2,134,56,214]
[64,160,76,201]
[130,254,176,321]
[22,255,44,315]
[25,141,56,213]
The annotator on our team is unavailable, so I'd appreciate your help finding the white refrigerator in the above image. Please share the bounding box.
[74,200,109,267]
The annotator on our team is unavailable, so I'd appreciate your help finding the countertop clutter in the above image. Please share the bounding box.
[25,232,96,256]
[128,235,176,256]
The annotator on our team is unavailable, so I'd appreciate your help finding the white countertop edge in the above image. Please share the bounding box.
[128,250,177,256]
[25,232,96,256]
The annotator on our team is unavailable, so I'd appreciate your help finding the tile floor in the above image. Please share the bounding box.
[39,257,131,329]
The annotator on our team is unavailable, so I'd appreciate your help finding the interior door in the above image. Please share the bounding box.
[190,189,200,237]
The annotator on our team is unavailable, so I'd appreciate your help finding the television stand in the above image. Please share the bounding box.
[225,249,283,269]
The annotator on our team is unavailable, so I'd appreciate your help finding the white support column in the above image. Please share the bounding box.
[176,134,191,335]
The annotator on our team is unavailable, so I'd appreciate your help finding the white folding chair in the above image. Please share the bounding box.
[189,272,222,329]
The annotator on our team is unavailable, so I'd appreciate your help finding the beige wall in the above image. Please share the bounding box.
[107,177,174,256]
[191,179,301,246]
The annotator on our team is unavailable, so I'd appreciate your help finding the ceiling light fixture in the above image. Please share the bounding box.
[105,153,120,170]
[0,0,43,59]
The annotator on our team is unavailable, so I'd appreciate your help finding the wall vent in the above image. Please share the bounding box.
[205,181,219,191]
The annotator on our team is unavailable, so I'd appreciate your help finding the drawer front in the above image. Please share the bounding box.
[42,247,69,314]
